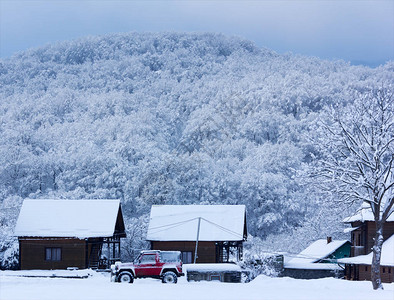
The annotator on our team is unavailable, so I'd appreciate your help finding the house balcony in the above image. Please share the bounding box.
[351,246,365,257]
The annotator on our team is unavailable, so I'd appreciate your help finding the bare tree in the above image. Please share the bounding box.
[313,86,394,290]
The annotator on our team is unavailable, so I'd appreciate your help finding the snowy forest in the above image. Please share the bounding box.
[0,32,393,269]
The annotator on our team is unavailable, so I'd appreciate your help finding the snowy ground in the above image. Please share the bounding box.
[1,271,393,300]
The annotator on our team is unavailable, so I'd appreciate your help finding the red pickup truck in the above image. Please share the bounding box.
[111,250,184,283]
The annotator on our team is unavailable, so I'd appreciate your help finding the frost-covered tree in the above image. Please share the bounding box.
[0,32,393,266]
[313,86,394,290]
[0,196,23,270]
[121,214,150,261]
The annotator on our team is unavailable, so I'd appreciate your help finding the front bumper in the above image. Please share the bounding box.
[110,265,119,282]
[110,273,118,282]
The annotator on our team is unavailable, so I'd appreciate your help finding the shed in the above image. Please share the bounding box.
[338,234,394,283]
[283,238,350,279]
[14,199,126,270]
[146,205,247,263]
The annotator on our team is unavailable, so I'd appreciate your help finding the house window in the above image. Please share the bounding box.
[365,266,368,272]
[382,267,385,273]
[45,248,61,261]
[389,268,391,274]
[181,251,193,264]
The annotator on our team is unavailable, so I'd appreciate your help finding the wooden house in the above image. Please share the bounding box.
[339,234,394,283]
[343,203,394,257]
[14,199,126,270]
[340,204,394,283]
[283,237,351,279]
[146,205,247,264]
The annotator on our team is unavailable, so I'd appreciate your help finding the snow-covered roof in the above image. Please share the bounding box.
[286,239,350,266]
[14,199,123,238]
[343,226,360,233]
[344,202,394,223]
[338,234,394,266]
[146,205,246,242]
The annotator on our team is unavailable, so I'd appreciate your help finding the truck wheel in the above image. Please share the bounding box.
[162,271,177,284]
[118,271,134,283]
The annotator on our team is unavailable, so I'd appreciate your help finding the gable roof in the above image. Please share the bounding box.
[146,205,246,242]
[14,199,124,238]
[338,234,394,266]
[343,202,394,223]
[286,239,350,266]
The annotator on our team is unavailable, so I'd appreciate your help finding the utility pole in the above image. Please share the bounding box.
[193,217,201,264]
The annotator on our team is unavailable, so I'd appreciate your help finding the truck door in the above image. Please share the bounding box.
[135,254,159,277]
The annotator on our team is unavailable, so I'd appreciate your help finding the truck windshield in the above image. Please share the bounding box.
[134,254,142,263]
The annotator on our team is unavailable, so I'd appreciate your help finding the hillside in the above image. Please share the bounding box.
[0,32,393,266]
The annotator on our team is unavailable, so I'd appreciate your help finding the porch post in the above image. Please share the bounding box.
[85,239,89,269]
[107,239,110,264]
[112,238,116,265]
[118,238,121,260]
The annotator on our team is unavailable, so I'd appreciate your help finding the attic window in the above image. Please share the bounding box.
[45,248,61,261]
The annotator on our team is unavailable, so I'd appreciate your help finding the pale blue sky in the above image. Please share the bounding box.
[0,1,393,66]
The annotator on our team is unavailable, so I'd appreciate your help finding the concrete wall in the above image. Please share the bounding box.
[283,268,344,279]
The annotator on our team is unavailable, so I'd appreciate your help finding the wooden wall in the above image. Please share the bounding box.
[151,241,217,263]
[365,222,394,255]
[19,238,86,270]
[358,265,393,283]
[351,222,394,256]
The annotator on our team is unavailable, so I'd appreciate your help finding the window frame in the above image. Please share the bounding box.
[139,254,156,264]
[181,251,193,264]
[45,247,62,261]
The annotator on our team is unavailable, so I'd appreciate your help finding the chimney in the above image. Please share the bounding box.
[327,236,332,244]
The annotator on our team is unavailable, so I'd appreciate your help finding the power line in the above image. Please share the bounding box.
[148,217,199,230]
[148,216,244,239]
[148,217,198,235]
[201,217,244,239]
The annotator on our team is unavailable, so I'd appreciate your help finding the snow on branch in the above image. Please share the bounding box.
[308,86,394,223]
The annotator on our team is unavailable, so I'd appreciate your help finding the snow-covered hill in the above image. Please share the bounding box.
[0,32,393,266]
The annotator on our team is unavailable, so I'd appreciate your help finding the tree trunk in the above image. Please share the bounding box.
[371,220,384,290]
